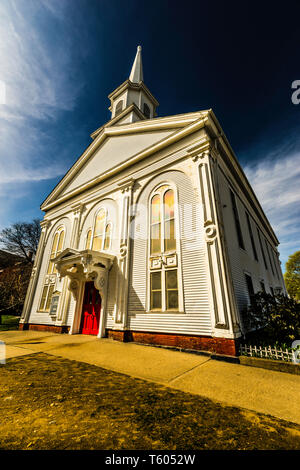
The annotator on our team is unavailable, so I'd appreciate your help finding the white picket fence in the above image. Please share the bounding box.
[240,344,297,362]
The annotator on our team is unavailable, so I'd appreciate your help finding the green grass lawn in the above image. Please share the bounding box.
[0,315,20,331]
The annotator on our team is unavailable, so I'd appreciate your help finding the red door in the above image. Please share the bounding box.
[80,282,101,335]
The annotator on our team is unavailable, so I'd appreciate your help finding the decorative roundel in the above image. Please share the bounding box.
[120,246,127,257]
[205,224,216,240]
[99,277,105,288]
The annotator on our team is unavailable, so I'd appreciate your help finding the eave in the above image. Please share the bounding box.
[108,79,159,107]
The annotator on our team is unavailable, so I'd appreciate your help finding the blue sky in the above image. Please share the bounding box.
[0,0,299,270]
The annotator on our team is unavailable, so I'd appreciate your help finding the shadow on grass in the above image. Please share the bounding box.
[1,353,300,450]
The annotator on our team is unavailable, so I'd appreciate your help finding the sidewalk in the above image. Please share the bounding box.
[1,330,300,425]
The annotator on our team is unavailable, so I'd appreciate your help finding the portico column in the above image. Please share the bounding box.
[189,144,239,336]
[56,203,84,326]
[114,179,135,328]
[20,219,51,325]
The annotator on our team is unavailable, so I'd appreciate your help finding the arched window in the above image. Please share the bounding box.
[149,185,179,311]
[115,100,123,117]
[39,226,65,312]
[86,208,113,252]
[143,103,150,119]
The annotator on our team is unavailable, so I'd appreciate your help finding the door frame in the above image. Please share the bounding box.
[79,281,102,336]
[69,270,109,338]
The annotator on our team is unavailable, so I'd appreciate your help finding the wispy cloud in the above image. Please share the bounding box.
[0,0,85,186]
[244,151,300,268]
[0,0,82,120]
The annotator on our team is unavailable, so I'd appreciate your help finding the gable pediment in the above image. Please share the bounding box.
[41,111,209,210]
[59,129,173,197]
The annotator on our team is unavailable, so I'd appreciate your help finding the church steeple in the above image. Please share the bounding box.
[108,46,159,124]
[129,45,144,83]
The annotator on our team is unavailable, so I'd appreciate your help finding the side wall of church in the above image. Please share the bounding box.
[217,164,286,320]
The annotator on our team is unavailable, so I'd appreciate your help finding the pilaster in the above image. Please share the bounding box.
[188,143,240,337]
[114,178,135,327]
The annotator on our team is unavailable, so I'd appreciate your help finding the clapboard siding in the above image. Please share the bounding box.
[66,294,75,326]
[106,261,118,328]
[128,169,212,335]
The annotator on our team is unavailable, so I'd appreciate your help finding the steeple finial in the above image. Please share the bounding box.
[129,45,143,83]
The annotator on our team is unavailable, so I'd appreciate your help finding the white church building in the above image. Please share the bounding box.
[20,46,286,356]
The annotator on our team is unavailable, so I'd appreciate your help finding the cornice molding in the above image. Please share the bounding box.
[108,79,159,107]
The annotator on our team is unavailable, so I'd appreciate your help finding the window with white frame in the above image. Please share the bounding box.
[85,208,112,251]
[39,226,65,312]
[148,185,180,311]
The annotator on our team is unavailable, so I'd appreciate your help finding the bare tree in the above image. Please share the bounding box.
[0,219,41,263]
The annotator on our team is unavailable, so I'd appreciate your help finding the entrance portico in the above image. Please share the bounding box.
[53,248,115,338]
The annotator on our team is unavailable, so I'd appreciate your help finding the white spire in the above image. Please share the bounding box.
[129,45,144,83]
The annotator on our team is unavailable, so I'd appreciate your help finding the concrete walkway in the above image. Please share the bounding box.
[1,330,300,425]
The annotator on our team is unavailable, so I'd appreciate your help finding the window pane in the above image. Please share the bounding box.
[52,233,59,255]
[151,224,161,254]
[166,270,178,289]
[85,229,92,249]
[164,219,176,251]
[39,285,48,310]
[92,235,103,251]
[45,284,54,311]
[94,209,105,236]
[151,271,161,290]
[57,230,64,252]
[166,270,178,310]
[230,190,244,249]
[47,261,54,275]
[104,224,112,250]
[167,290,178,309]
[151,195,161,224]
[151,292,162,309]
[150,271,161,310]
[164,189,174,220]
[245,274,254,298]
[48,232,59,274]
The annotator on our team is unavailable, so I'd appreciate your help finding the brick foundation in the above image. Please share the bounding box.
[19,323,70,334]
[106,329,239,356]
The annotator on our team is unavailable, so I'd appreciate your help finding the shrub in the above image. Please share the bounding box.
[242,292,300,344]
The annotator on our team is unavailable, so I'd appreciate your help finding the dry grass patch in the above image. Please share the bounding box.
[1,353,300,450]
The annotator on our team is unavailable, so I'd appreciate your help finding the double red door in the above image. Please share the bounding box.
[80,282,101,335]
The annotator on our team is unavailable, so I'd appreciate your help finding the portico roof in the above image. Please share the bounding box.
[53,248,115,277]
